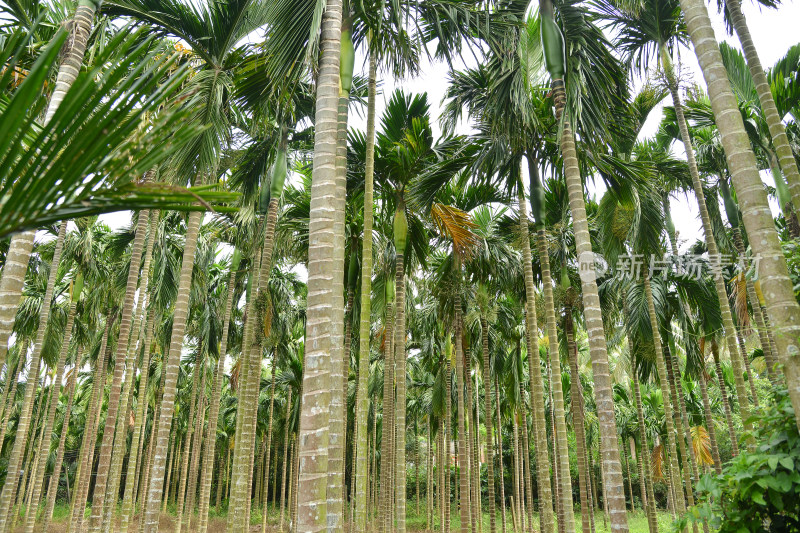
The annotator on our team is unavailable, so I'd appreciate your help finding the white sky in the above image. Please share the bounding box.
[102,1,800,256]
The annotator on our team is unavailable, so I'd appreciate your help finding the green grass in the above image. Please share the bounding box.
[406,505,675,532]
[46,501,676,532]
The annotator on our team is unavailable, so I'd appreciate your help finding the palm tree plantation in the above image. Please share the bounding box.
[2,0,800,530]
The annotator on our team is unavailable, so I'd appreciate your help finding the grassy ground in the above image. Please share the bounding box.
[32,502,674,532]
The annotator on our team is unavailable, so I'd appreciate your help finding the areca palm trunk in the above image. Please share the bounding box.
[353,45,377,533]
[0,220,67,533]
[661,342,698,533]
[444,355,452,533]
[566,311,593,533]
[280,389,293,530]
[0,0,98,371]
[710,339,738,456]
[518,385,534,533]
[536,227,575,533]
[120,311,157,533]
[294,0,345,525]
[463,345,477,533]
[480,317,496,533]
[184,366,207,530]
[546,75,630,533]
[697,369,722,474]
[495,382,506,533]
[678,0,800,430]
[380,287,395,533]
[0,231,34,371]
[23,291,79,533]
[142,207,203,532]
[42,361,79,531]
[630,366,657,533]
[724,0,800,214]
[175,363,203,533]
[89,208,151,533]
[515,185,554,533]
[0,343,26,456]
[643,277,685,518]
[260,363,278,533]
[454,301,472,533]
[394,217,409,533]
[69,315,112,533]
[729,224,780,385]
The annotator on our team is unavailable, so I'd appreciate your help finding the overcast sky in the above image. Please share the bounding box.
[101,1,800,258]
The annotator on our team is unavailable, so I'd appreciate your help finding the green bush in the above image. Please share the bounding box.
[678,390,800,532]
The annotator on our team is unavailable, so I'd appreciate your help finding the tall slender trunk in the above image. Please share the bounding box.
[566,311,592,533]
[455,302,472,533]
[0,220,67,533]
[518,385,534,533]
[183,360,207,530]
[0,231,34,371]
[711,340,738,456]
[394,251,408,533]
[549,75,630,531]
[24,298,78,533]
[495,380,506,533]
[678,0,800,430]
[480,317,496,533]
[294,0,344,523]
[260,363,278,533]
[175,362,203,533]
[380,294,395,533]
[120,313,156,533]
[280,389,293,530]
[631,372,658,533]
[642,277,685,519]
[697,370,722,474]
[0,341,26,459]
[89,208,151,533]
[515,186,554,533]
[730,228,779,386]
[444,358,452,533]
[69,315,112,533]
[725,0,800,214]
[536,226,575,533]
[142,208,203,532]
[463,342,477,533]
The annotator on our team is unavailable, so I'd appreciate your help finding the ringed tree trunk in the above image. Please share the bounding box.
[42,357,79,532]
[142,208,204,532]
[327,18,356,531]
[88,208,152,533]
[260,355,278,533]
[697,360,722,474]
[529,159,575,533]
[0,220,67,532]
[23,275,82,533]
[293,0,345,526]
[68,313,113,533]
[540,4,630,526]
[380,279,395,533]
[515,182,554,533]
[480,312,496,533]
[660,44,753,435]
[725,0,800,214]
[353,42,377,533]
[710,340,738,456]
[566,309,593,533]
[454,297,472,533]
[643,277,686,518]
[394,203,409,533]
[0,231,35,371]
[0,0,99,370]
[0,345,26,438]
[678,0,800,431]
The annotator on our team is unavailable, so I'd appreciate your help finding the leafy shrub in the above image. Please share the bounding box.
[677,390,800,532]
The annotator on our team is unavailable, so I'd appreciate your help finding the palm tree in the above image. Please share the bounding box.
[538,2,631,530]
[677,0,800,430]
[722,0,800,215]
